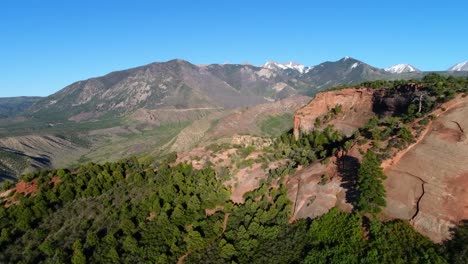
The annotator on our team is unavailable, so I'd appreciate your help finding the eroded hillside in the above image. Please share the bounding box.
[1,75,467,263]
[291,76,468,242]
[383,95,468,242]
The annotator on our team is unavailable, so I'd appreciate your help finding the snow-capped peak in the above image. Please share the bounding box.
[448,61,468,71]
[263,61,312,74]
[384,64,420,74]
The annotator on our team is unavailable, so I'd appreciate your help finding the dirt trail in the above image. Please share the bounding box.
[382,121,433,171]
[177,253,189,264]
[382,98,466,172]
[221,213,231,233]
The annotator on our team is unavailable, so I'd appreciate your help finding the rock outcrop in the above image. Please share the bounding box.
[293,85,426,138]
[383,96,468,242]
[293,87,468,242]
[293,88,375,138]
[231,135,273,148]
[287,158,352,220]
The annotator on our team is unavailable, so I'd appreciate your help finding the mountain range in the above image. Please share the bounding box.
[6,57,397,122]
[17,57,466,121]
[1,57,468,180]
[2,57,468,120]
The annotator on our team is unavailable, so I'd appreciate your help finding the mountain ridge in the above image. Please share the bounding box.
[385,63,420,73]
[448,60,468,71]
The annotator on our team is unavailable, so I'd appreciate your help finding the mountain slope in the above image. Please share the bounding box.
[448,60,468,71]
[0,97,42,118]
[300,57,390,88]
[26,57,418,123]
[385,64,420,73]
[28,60,272,122]
[263,61,312,74]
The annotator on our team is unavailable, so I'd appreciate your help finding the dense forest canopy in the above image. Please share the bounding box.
[2,157,465,264]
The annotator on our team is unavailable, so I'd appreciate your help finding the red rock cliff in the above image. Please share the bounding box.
[293,88,375,138]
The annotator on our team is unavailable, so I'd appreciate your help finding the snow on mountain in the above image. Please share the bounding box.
[263,61,312,74]
[350,62,360,69]
[384,64,420,74]
[447,61,468,71]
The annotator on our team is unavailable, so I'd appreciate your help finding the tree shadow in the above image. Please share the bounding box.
[337,155,360,208]
[442,219,468,263]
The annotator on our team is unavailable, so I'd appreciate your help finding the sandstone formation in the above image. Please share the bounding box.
[293,88,468,242]
[287,158,352,220]
[293,88,375,138]
[383,96,468,242]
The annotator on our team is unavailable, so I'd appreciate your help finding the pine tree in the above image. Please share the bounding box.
[356,150,387,214]
[71,240,86,264]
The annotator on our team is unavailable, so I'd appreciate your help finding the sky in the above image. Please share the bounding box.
[1,0,467,97]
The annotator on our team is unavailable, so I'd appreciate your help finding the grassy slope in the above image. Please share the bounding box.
[77,122,189,164]
[260,113,294,137]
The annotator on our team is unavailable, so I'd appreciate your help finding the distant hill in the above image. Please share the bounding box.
[299,57,390,89]
[0,97,42,118]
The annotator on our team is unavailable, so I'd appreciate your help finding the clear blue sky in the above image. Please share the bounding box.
[1,0,467,97]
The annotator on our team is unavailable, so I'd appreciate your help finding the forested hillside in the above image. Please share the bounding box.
[1,74,467,263]
[1,155,466,263]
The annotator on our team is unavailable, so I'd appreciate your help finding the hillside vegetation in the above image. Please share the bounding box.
[1,74,467,263]
[1,155,465,264]
[0,97,42,118]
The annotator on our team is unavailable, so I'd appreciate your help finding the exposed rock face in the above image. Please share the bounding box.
[293,88,375,138]
[384,96,468,242]
[373,83,424,117]
[293,87,468,242]
[287,158,352,220]
[293,84,426,138]
[231,135,273,148]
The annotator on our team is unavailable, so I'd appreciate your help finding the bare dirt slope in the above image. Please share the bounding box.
[0,135,86,181]
[384,96,468,242]
[210,96,311,139]
[286,158,352,220]
[0,135,84,167]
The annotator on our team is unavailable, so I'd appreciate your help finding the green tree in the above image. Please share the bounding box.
[356,150,387,214]
[122,235,138,253]
[397,125,414,143]
[445,220,468,264]
[71,240,86,264]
